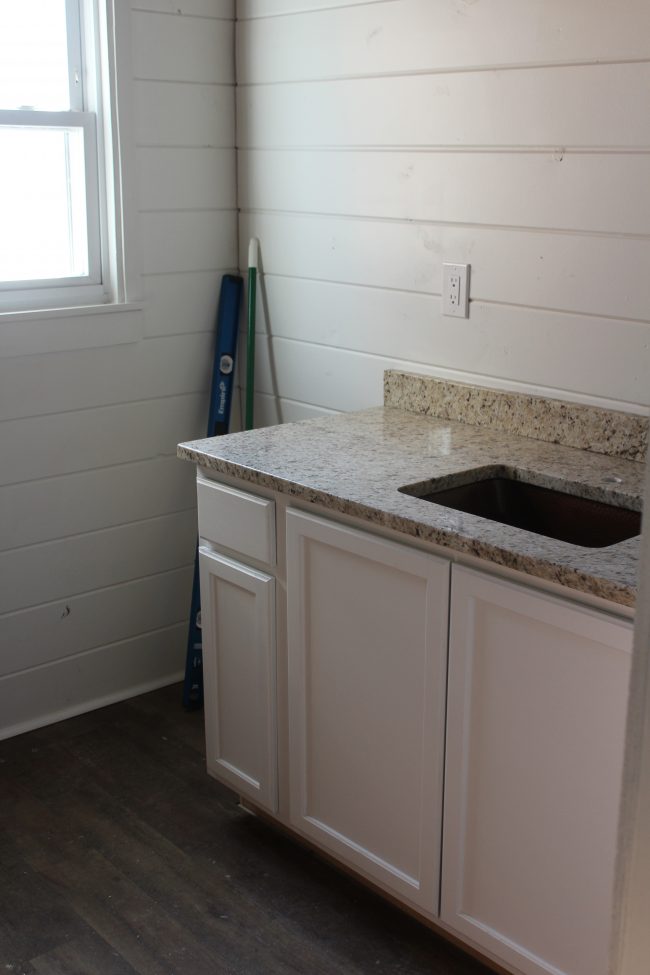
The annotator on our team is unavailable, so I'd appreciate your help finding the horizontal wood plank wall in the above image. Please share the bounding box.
[0,0,237,737]
[235,0,650,418]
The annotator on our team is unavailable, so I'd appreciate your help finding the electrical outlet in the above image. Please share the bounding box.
[443,263,470,318]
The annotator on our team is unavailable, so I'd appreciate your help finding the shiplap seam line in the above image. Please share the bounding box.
[132,8,234,22]
[141,327,216,337]
[4,329,212,362]
[238,145,650,155]
[237,0,395,21]
[241,271,441,299]
[136,143,236,149]
[240,208,650,242]
[475,296,650,327]
[141,327,217,339]
[136,144,235,150]
[0,388,210,425]
[254,337,650,416]
[142,266,238,278]
[141,266,239,277]
[236,57,650,87]
[139,207,238,215]
[2,561,195,617]
[0,622,187,683]
[249,272,650,326]
[0,507,198,557]
[1,454,183,490]
[256,390,338,414]
[251,323,650,361]
[132,76,234,87]
[0,454,191,491]
[0,563,194,621]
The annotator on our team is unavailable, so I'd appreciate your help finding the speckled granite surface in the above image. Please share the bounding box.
[385,371,649,463]
[178,407,644,608]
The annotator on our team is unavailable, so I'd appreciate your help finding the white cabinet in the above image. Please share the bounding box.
[285,509,450,913]
[196,474,278,813]
[195,474,633,975]
[198,547,278,813]
[441,566,632,975]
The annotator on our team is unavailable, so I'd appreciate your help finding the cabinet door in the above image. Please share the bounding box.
[442,566,632,975]
[286,509,449,914]
[199,547,277,813]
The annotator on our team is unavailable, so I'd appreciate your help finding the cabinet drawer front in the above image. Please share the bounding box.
[197,474,275,565]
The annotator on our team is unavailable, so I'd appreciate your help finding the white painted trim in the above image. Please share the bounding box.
[0,671,183,741]
[53,0,142,308]
[105,0,143,303]
[0,110,103,301]
[0,303,144,357]
[611,455,650,975]
[0,301,143,325]
[0,1,141,313]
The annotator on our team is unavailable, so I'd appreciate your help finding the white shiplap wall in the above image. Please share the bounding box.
[0,0,237,737]
[236,0,650,424]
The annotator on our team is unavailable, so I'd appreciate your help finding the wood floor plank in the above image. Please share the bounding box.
[0,684,492,975]
[37,849,236,975]
[30,929,139,975]
[64,808,359,974]
[6,771,357,975]
[0,842,87,968]
[122,682,206,753]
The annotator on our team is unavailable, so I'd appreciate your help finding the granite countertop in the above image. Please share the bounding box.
[178,374,646,609]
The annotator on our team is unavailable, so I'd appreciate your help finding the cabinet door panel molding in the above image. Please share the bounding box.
[199,547,278,813]
[441,566,632,975]
[286,508,450,914]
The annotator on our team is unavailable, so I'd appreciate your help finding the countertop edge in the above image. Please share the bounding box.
[177,443,635,609]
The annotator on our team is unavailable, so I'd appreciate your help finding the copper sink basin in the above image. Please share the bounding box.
[399,469,641,548]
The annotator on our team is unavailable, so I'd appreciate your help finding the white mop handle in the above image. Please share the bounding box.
[248,237,259,270]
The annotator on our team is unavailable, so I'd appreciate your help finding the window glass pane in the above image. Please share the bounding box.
[0,2,70,110]
[0,126,89,282]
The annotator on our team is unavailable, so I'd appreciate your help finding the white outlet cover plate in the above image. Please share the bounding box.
[443,263,470,318]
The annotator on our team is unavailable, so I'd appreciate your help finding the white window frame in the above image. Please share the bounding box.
[0,0,133,315]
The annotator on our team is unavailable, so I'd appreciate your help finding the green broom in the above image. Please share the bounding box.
[245,238,259,431]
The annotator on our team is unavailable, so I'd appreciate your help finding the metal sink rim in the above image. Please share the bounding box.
[398,465,642,549]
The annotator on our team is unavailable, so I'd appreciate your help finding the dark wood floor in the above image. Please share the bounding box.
[0,684,493,975]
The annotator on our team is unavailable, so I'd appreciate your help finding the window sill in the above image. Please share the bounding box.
[0,301,144,358]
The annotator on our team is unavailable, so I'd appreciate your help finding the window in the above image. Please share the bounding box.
[0,1,118,312]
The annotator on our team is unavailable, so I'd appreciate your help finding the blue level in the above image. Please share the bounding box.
[183,273,243,710]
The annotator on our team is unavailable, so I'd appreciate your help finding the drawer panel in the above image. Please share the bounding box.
[197,474,275,565]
